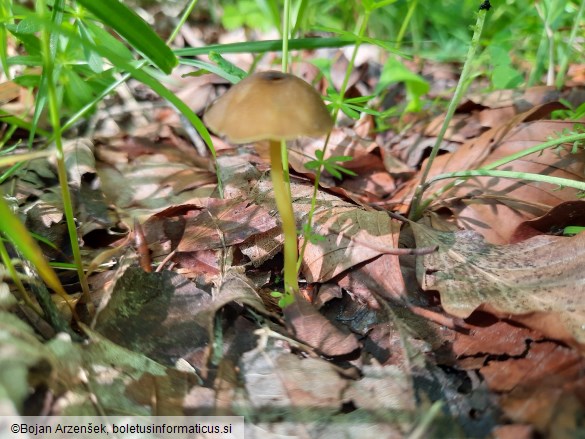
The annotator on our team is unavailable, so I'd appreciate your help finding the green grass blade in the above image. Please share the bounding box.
[0,192,72,303]
[0,110,50,137]
[174,37,355,56]
[0,149,53,167]
[75,0,177,74]
[28,0,64,148]
[0,0,12,80]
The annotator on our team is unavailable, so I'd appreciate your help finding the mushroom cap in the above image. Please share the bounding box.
[203,71,333,144]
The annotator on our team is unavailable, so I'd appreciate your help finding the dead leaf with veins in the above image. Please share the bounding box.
[301,207,402,283]
[412,222,585,351]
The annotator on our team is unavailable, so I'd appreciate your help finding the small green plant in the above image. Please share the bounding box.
[304,150,357,180]
[552,101,585,120]
[221,0,276,32]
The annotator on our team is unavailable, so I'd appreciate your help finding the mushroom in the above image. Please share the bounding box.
[204,71,333,304]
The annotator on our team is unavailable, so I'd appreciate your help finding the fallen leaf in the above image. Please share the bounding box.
[389,106,585,242]
[283,294,360,357]
[302,208,401,282]
[95,266,272,371]
[0,80,22,106]
[48,327,195,415]
[177,199,277,252]
[510,200,585,242]
[412,222,585,351]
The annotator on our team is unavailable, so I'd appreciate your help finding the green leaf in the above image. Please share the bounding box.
[77,20,104,73]
[376,58,429,113]
[75,0,177,74]
[62,67,94,112]
[370,0,400,9]
[491,64,524,89]
[84,21,134,62]
[15,16,42,34]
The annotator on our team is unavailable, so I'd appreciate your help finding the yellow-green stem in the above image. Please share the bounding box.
[269,140,299,302]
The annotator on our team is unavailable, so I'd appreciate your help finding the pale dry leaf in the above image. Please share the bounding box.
[62,138,96,188]
[412,222,585,349]
[302,207,401,282]
[0,80,21,105]
[241,343,347,410]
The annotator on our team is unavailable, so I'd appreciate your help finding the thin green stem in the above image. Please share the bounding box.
[419,132,585,212]
[0,0,12,80]
[396,0,417,50]
[281,0,290,73]
[483,132,585,170]
[556,0,585,89]
[38,0,92,307]
[0,237,43,315]
[422,169,585,193]
[409,8,488,220]
[297,9,371,271]
[270,141,299,304]
[274,0,300,302]
[167,0,199,44]
[291,0,308,37]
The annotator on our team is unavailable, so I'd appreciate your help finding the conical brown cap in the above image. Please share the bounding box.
[203,71,333,144]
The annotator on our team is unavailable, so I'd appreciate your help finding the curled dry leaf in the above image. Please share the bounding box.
[510,200,585,243]
[283,294,359,357]
[412,222,585,351]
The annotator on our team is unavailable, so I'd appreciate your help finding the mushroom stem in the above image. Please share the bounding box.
[269,140,299,302]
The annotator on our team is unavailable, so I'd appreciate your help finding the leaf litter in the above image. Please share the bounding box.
[2,32,585,438]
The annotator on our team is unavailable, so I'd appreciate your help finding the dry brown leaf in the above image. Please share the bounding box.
[412,222,585,351]
[0,80,22,106]
[95,136,216,219]
[418,115,584,243]
[485,341,585,436]
[338,253,406,302]
[283,294,359,357]
[177,199,277,252]
[301,208,401,283]
[95,266,271,368]
[510,200,585,243]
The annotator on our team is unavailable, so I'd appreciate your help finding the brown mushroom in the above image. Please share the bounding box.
[204,71,333,303]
